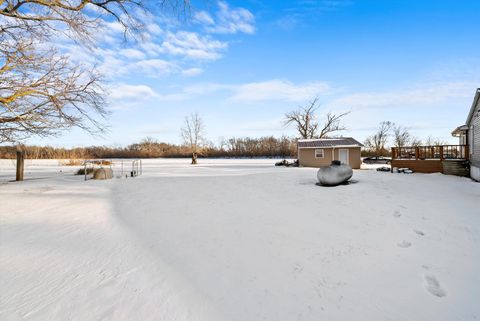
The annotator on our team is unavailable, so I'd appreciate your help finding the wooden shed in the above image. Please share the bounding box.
[297,137,364,169]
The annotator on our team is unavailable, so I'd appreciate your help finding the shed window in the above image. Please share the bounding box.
[315,149,324,158]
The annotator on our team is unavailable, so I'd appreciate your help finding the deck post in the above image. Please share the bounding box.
[465,145,469,160]
[439,146,444,160]
[391,148,395,173]
[16,151,24,181]
[415,147,419,160]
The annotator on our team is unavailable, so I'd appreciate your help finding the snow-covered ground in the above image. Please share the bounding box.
[1,159,479,321]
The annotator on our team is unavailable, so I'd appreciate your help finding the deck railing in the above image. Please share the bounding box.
[391,145,469,160]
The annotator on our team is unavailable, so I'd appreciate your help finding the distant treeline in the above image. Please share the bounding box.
[0,136,298,159]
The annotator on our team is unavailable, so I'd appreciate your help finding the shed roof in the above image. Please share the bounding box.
[297,137,364,148]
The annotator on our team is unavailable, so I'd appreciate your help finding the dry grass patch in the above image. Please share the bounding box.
[59,159,84,166]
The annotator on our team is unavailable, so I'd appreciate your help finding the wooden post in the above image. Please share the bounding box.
[16,151,24,181]
[415,147,419,160]
[439,146,444,160]
[390,148,395,173]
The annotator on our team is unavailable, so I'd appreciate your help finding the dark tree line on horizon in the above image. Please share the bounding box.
[0,136,298,160]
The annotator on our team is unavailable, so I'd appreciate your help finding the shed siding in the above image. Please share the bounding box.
[298,148,333,167]
[345,148,362,169]
[298,147,361,169]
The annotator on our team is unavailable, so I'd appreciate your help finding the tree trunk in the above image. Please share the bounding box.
[16,151,24,181]
[191,152,198,165]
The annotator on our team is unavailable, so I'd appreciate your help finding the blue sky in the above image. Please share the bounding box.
[36,0,480,147]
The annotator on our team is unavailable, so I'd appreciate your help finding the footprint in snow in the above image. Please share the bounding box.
[397,241,412,248]
[424,275,446,298]
[414,229,425,236]
[393,211,402,218]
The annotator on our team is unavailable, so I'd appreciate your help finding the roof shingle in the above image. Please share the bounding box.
[297,137,364,148]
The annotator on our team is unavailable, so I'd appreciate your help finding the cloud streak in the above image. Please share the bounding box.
[327,82,476,110]
[108,79,332,106]
[229,80,331,102]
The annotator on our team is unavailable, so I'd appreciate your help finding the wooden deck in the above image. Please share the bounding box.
[391,145,469,175]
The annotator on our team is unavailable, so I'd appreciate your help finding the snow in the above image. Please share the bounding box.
[1,158,480,321]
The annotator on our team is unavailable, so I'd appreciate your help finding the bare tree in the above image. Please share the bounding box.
[392,125,412,148]
[0,1,189,39]
[424,136,447,146]
[0,0,189,143]
[364,121,394,156]
[284,98,349,139]
[284,98,318,139]
[318,111,350,138]
[410,137,422,147]
[0,42,106,143]
[181,113,205,164]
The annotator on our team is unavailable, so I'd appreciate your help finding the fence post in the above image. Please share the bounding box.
[16,151,24,181]
[439,146,444,160]
[415,147,419,160]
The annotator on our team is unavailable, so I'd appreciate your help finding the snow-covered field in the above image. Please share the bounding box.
[1,159,479,321]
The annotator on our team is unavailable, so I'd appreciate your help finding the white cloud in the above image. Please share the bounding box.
[109,84,159,101]
[120,48,146,60]
[56,6,242,84]
[131,59,179,77]
[108,83,191,109]
[181,68,204,77]
[194,11,215,25]
[229,80,331,102]
[161,31,228,60]
[146,22,162,35]
[196,1,255,35]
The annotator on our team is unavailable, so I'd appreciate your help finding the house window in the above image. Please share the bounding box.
[315,149,324,158]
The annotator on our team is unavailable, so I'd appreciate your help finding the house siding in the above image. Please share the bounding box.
[469,98,480,181]
[298,147,362,169]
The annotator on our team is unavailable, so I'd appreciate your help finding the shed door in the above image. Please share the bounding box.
[339,149,349,165]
